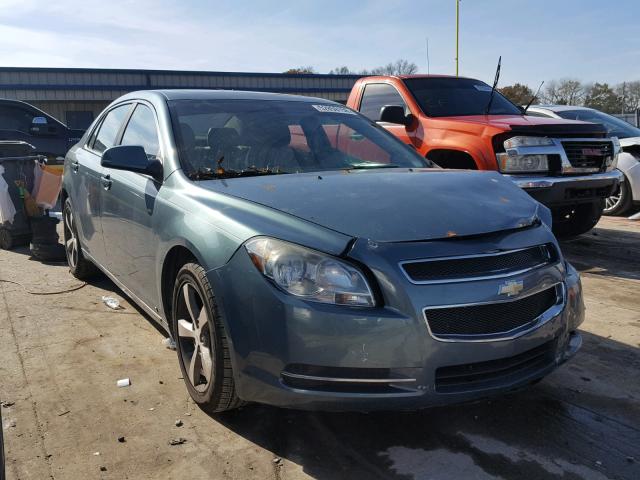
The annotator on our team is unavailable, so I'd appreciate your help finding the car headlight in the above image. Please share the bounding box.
[497,153,549,173]
[503,136,554,148]
[245,237,375,307]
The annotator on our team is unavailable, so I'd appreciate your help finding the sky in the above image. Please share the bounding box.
[0,0,638,87]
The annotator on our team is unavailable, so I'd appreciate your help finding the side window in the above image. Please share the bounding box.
[0,105,34,132]
[359,84,407,121]
[120,104,160,160]
[93,104,131,154]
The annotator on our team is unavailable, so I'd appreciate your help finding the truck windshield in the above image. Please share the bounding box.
[169,99,429,179]
[556,109,640,139]
[404,78,522,117]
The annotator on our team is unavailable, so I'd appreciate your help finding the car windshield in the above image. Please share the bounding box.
[168,99,429,179]
[404,77,523,117]
[556,109,640,139]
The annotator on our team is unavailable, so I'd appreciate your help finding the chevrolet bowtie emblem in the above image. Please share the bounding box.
[498,280,524,297]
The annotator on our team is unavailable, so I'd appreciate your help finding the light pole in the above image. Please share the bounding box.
[455,0,460,76]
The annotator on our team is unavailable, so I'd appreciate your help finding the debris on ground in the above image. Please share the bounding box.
[101,296,122,310]
[8,420,16,427]
[148,407,155,411]
[169,438,187,446]
[93,452,100,456]
[117,436,126,443]
[116,378,131,388]
[100,466,107,472]
[272,457,282,464]
[1,401,14,408]
[57,410,70,416]
[175,419,183,427]
[162,337,176,350]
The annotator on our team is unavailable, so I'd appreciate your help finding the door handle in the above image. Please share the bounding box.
[71,161,79,173]
[100,174,112,190]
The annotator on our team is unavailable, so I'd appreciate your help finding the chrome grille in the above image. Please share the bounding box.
[424,284,563,341]
[561,140,613,171]
[401,245,555,284]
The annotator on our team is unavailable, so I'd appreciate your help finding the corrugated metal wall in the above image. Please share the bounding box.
[0,67,360,127]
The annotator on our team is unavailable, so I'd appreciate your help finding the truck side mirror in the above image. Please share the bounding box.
[379,105,412,126]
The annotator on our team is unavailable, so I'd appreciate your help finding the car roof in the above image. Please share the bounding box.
[529,105,594,112]
[118,89,336,104]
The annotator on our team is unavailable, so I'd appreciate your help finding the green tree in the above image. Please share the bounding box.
[499,83,535,105]
[583,83,623,113]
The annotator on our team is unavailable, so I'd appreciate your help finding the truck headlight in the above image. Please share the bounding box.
[497,153,549,173]
[245,237,375,307]
[503,136,554,148]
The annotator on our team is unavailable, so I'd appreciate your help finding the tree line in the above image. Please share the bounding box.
[284,59,419,76]
[499,80,640,114]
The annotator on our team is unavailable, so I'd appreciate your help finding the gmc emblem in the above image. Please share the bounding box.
[582,148,602,156]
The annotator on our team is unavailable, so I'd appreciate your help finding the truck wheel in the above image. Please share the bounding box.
[552,201,603,238]
[0,228,13,250]
[603,177,632,216]
[172,262,245,413]
[63,198,97,279]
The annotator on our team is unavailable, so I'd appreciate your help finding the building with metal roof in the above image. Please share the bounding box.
[0,67,361,129]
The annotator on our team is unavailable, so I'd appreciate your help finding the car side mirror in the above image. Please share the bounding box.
[379,105,412,126]
[101,145,163,183]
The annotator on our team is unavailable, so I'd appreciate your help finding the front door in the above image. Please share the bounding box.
[99,103,163,310]
[73,103,132,265]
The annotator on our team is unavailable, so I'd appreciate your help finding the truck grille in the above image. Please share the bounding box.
[401,245,555,283]
[435,339,556,393]
[561,140,613,171]
[424,285,560,339]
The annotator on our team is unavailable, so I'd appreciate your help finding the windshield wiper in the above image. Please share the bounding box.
[188,166,288,180]
[347,163,401,170]
[485,56,501,115]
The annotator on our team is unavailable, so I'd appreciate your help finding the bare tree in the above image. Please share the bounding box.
[616,81,640,112]
[328,66,354,75]
[362,59,418,76]
[283,66,316,74]
[543,79,584,105]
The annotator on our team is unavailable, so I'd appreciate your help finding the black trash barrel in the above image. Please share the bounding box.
[0,141,39,250]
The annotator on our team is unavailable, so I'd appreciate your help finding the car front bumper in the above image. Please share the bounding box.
[510,170,623,207]
[210,237,585,412]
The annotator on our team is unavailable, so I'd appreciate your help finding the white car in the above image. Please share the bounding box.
[527,105,640,215]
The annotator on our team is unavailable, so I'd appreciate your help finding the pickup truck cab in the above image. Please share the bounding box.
[346,75,623,237]
[0,99,84,164]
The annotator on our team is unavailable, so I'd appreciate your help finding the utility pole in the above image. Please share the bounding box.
[426,37,430,74]
[621,81,626,115]
[455,0,460,76]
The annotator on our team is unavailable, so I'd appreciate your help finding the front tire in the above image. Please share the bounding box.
[171,262,244,413]
[63,198,97,279]
[552,200,604,238]
[603,177,632,216]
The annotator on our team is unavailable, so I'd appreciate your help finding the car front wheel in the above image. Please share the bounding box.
[63,198,97,279]
[603,177,632,216]
[172,262,244,413]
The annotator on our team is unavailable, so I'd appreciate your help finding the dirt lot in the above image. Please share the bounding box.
[1,216,639,480]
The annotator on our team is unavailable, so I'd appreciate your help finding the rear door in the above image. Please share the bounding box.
[72,103,132,266]
[99,102,163,309]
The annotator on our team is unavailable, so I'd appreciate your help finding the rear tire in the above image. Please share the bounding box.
[552,201,604,238]
[172,262,244,413]
[63,198,97,279]
[0,228,13,250]
[603,177,632,216]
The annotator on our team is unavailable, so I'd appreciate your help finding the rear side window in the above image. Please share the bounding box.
[359,84,407,121]
[121,104,160,160]
[92,104,131,154]
[0,105,34,132]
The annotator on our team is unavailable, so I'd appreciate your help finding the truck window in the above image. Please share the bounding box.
[120,104,160,160]
[359,84,407,121]
[0,105,35,133]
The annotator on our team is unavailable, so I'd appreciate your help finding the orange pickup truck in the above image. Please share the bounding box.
[345,75,623,236]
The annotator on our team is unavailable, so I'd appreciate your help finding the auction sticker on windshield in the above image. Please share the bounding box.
[312,104,357,114]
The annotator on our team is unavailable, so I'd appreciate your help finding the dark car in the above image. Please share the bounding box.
[0,99,84,163]
[62,90,584,412]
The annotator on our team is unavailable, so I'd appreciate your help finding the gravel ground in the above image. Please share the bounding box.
[0,216,639,480]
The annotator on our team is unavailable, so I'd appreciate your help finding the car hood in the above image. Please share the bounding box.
[619,136,640,147]
[199,169,544,243]
[442,115,607,135]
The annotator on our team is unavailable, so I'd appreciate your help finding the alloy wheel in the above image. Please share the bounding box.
[176,282,213,393]
[63,207,78,269]
[604,189,622,212]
